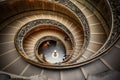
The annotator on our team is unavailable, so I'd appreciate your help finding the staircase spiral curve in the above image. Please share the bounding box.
[0,0,120,80]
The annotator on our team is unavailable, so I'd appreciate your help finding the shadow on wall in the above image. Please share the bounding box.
[0,73,48,80]
[0,74,11,80]
[88,70,120,80]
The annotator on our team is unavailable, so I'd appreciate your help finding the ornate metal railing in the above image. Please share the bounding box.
[15,19,75,57]
[89,0,120,58]
[54,0,90,52]
[1,0,119,69]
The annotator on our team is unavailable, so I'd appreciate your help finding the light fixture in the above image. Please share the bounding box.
[51,50,59,59]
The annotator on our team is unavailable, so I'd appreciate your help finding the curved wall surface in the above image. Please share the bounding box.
[0,0,120,80]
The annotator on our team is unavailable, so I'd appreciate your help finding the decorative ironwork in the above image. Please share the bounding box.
[54,0,90,49]
[8,0,120,69]
[16,19,75,44]
[92,0,120,57]
[15,19,76,62]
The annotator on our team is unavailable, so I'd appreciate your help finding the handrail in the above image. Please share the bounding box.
[0,0,119,69]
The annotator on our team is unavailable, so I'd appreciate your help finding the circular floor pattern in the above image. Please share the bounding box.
[37,38,66,64]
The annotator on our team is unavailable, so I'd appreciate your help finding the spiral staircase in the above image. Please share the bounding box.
[0,0,120,80]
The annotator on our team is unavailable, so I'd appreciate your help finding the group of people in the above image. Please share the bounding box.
[64,35,70,41]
